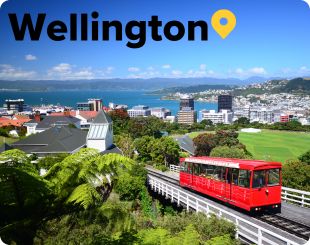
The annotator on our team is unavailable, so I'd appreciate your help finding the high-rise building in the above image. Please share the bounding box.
[177,110,197,125]
[3,99,31,113]
[218,95,233,112]
[180,95,194,111]
[177,95,197,125]
[76,99,103,111]
[88,99,103,111]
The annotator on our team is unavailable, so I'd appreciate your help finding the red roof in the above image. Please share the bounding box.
[184,156,282,170]
[77,111,98,120]
[49,111,76,117]
[0,117,31,127]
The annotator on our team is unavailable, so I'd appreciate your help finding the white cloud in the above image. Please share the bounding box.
[162,64,171,69]
[171,70,183,77]
[47,63,94,80]
[248,67,267,75]
[25,54,37,61]
[229,67,267,78]
[0,64,37,80]
[128,67,140,72]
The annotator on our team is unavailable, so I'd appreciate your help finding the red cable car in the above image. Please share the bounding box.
[179,157,282,213]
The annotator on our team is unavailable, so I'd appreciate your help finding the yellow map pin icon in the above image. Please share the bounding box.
[211,9,237,39]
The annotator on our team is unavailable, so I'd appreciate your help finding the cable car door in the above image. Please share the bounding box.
[225,168,232,201]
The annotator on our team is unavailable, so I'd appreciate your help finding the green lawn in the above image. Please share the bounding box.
[238,130,310,163]
[188,130,310,163]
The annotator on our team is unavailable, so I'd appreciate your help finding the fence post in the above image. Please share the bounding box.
[258,228,262,244]
[196,200,199,213]
[235,218,239,240]
[177,190,180,206]
[301,194,305,207]
[186,195,189,212]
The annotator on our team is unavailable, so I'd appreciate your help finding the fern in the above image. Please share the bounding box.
[66,183,101,209]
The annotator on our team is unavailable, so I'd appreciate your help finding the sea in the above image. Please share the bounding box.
[0,90,217,116]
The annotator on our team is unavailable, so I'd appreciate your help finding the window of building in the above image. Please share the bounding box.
[267,169,280,186]
[253,170,266,188]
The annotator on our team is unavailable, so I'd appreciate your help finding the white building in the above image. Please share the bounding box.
[249,108,274,124]
[199,109,233,124]
[128,105,151,118]
[150,107,171,119]
[86,110,113,152]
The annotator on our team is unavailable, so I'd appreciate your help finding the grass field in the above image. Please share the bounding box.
[188,130,310,163]
[238,130,310,163]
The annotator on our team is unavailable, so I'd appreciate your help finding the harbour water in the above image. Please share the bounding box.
[0,90,217,115]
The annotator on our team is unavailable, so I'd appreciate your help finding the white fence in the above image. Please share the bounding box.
[282,187,310,208]
[148,175,306,245]
[169,165,310,208]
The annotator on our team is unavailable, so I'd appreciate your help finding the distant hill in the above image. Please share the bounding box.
[0,77,267,92]
[152,84,235,94]
[278,77,310,93]
[233,77,310,96]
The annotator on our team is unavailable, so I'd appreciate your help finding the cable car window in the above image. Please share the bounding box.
[205,165,215,179]
[193,163,200,176]
[213,166,225,181]
[200,164,208,177]
[232,169,239,185]
[238,170,250,188]
[267,169,280,186]
[253,170,266,188]
[180,162,186,172]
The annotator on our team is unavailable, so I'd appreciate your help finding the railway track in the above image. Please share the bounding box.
[256,214,310,241]
[146,168,310,242]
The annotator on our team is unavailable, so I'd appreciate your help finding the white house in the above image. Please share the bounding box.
[86,110,113,152]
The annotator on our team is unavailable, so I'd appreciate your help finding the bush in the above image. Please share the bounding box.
[210,146,252,159]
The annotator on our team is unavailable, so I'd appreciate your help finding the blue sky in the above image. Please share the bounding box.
[0,0,309,80]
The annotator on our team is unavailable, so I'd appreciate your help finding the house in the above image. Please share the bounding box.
[0,116,31,128]
[11,126,88,157]
[24,116,81,136]
[1,110,121,156]
[0,111,122,157]
[86,110,114,152]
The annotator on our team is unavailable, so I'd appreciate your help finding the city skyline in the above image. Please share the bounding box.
[0,0,310,80]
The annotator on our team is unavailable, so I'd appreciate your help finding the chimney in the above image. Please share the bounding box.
[64,108,71,117]
[34,111,41,122]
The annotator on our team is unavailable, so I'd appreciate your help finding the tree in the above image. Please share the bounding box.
[193,133,217,156]
[128,116,165,138]
[108,109,130,135]
[115,165,146,201]
[134,136,154,162]
[210,146,252,159]
[298,150,310,165]
[37,153,69,171]
[114,134,135,158]
[45,149,135,209]
[150,137,180,166]
[0,150,52,244]
[282,160,310,191]
[234,117,250,126]
[200,119,213,127]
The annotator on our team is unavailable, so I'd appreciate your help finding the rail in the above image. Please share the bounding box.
[282,187,310,208]
[148,174,306,245]
[169,165,310,208]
